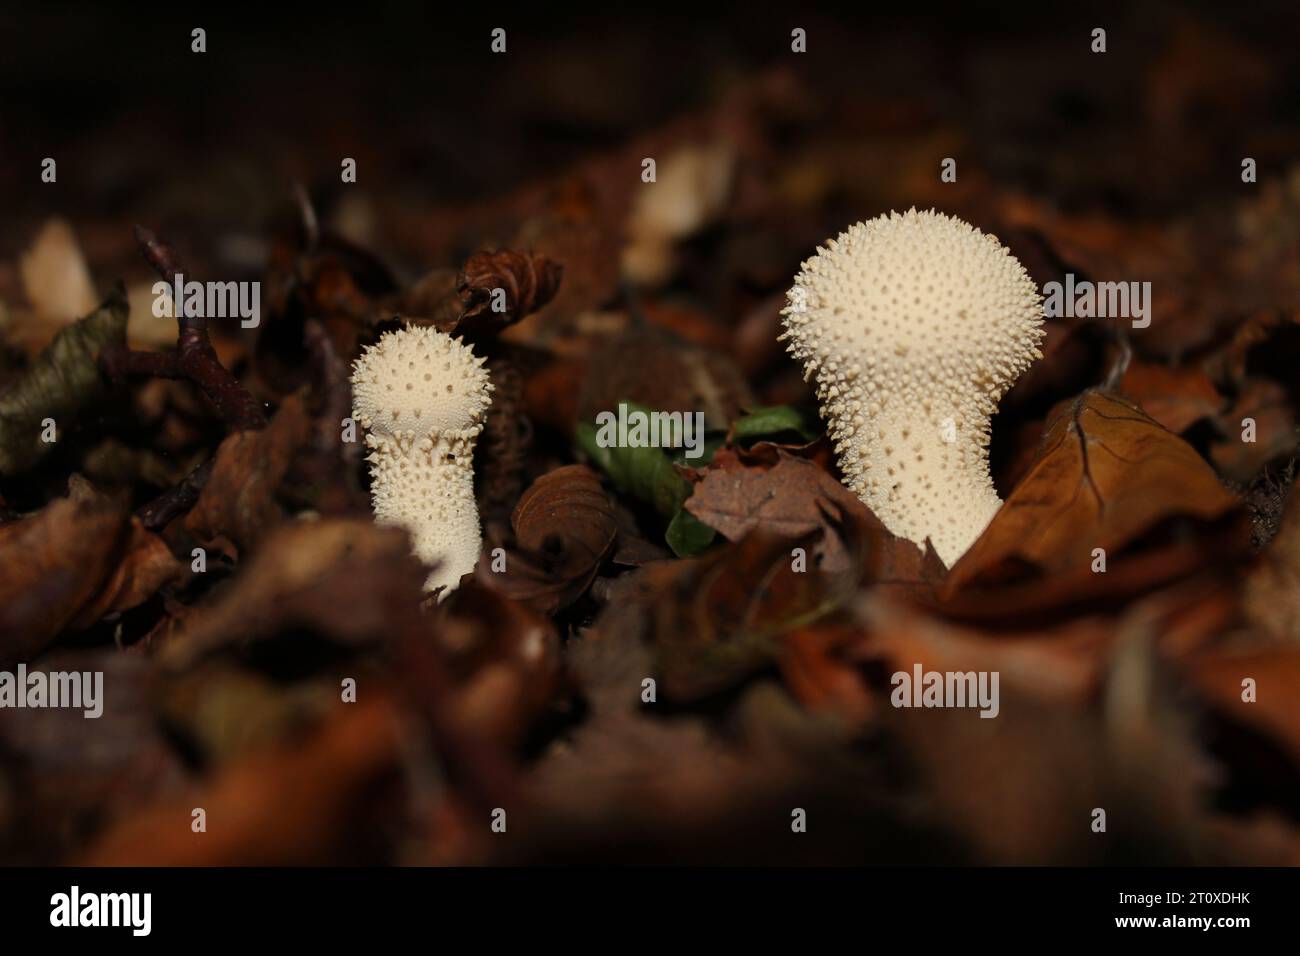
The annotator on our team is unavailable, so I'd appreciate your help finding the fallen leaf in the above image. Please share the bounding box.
[575,325,753,431]
[158,518,426,670]
[595,528,855,701]
[947,389,1242,593]
[79,697,406,865]
[454,249,563,338]
[480,464,616,615]
[729,403,823,446]
[1180,645,1300,768]
[0,285,128,476]
[686,445,939,586]
[430,582,565,748]
[0,481,182,662]
[184,392,312,554]
[1120,361,1222,434]
[575,400,717,557]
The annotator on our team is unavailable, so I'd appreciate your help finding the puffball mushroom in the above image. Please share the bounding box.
[351,325,493,596]
[781,208,1043,567]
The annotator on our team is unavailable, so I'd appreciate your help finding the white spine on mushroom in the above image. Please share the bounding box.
[781,208,1043,567]
[351,325,493,596]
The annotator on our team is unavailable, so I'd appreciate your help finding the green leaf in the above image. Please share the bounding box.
[0,284,129,476]
[576,400,720,556]
[576,402,693,518]
[731,404,822,445]
[665,508,716,557]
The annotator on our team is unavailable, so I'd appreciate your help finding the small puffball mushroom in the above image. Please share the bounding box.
[351,324,493,596]
[781,208,1043,567]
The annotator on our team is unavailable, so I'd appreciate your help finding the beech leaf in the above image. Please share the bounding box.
[0,285,128,476]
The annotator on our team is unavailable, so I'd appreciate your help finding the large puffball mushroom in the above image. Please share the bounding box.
[351,325,493,596]
[781,208,1043,567]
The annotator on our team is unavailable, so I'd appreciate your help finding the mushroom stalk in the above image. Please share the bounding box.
[782,208,1043,566]
[351,325,493,596]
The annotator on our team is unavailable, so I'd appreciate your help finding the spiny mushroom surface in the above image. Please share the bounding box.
[781,208,1043,566]
[351,325,493,596]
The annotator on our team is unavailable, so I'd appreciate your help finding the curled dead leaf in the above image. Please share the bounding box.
[0,482,183,662]
[481,464,616,615]
[456,249,563,337]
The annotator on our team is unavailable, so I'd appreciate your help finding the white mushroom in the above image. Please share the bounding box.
[351,325,493,596]
[781,208,1043,566]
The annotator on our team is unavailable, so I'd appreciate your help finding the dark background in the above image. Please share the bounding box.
[2,2,1297,275]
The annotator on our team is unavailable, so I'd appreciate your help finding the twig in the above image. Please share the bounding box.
[135,457,214,530]
[101,226,268,528]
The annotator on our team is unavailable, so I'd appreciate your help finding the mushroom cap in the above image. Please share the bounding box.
[782,208,1042,387]
[351,325,492,438]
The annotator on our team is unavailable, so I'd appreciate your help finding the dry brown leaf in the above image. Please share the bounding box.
[1210,380,1297,483]
[1120,361,1222,434]
[1180,644,1300,768]
[0,484,182,662]
[455,249,563,337]
[686,445,942,587]
[777,623,878,726]
[159,518,425,669]
[71,515,186,630]
[575,325,753,430]
[947,389,1242,593]
[431,582,565,748]
[79,697,406,865]
[595,528,856,701]
[184,393,312,555]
